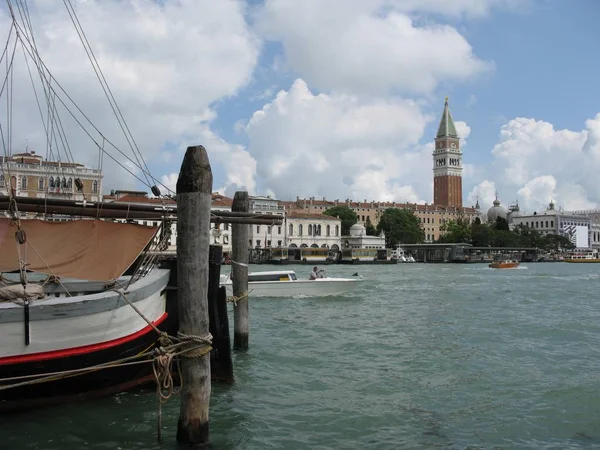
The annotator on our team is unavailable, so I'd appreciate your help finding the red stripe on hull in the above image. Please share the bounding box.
[0,313,168,366]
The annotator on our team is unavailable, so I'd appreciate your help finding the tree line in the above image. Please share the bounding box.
[323,205,574,252]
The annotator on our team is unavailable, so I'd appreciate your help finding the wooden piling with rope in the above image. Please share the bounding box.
[175,145,213,447]
[231,191,250,351]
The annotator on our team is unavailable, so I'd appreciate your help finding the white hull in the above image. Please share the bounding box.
[0,269,169,358]
[221,278,360,297]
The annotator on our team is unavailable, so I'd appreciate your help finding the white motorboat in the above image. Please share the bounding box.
[220,269,362,297]
[392,247,416,263]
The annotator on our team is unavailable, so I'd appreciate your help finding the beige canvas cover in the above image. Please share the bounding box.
[0,218,158,282]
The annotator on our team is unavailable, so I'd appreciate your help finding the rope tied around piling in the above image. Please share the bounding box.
[227,290,249,305]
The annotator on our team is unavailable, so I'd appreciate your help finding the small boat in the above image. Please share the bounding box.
[489,255,520,269]
[220,269,362,297]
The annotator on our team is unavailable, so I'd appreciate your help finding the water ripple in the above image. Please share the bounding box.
[4,262,600,449]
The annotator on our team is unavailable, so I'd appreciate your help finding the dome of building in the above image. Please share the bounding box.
[487,197,507,223]
[349,223,366,237]
[506,202,522,224]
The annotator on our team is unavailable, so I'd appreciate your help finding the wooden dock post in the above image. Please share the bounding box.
[175,145,213,447]
[208,244,234,383]
[231,191,250,350]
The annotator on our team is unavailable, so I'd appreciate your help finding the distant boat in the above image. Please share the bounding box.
[488,255,520,269]
[564,251,600,263]
[220,269,361,297]
[392,246,416,263]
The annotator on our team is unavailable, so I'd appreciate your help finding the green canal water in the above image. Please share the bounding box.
[4,263,600,449]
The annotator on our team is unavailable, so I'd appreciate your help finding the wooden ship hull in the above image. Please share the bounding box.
[0,269,175,412]
[0,219,177,412]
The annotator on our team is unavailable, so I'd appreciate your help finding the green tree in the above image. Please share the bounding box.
[323,205,357,236]
[540,234,575,252]
[437,219,471,243]
[365,216,377,236]
[470,222,492,247]
[512,224,543,248]
[376,208,424,247]
[494,216,509,231]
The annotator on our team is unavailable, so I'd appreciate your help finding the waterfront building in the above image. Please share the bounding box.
[287,196,477,243]
[248,195,286,249]
[511,200,598,250]
[342,223,386,249]
[284,211,341,251]
[0,150,103,202]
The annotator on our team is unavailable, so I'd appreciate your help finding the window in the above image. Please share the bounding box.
[256,240,261,247]
[327,225,331,236]
[224,236,229,244]
[49,176,54,188]
[545,221,548,228]
[551,221,554,227]
[267,240,271,247]
[335,225,339,236]
[268,226,272,234]
[92,180,98,193]
[224,223,229,231]
[68,178,73,189]
[299,224,303,236]
[278,226,281,234]
[62,177,67,188]
[249,239,252,247]
[308,224,313,236]
[21,176,27,190]
[318,224,322,236]
[289,224,294,235]
[277,240,282,246]
[38,177,44,191]
[257,225,260,233]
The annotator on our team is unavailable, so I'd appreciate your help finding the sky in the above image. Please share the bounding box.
[1,0,600,214]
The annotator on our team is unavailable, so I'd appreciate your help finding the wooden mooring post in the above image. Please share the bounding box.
[231,191,250,350]
[208,244,234,383]
[175,145,212,446]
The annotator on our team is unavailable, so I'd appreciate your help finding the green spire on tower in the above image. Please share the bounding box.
[436,97,458,139]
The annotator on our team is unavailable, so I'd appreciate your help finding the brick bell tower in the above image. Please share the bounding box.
[433,97,462,208]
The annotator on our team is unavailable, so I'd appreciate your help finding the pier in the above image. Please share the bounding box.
[398,243,540,263]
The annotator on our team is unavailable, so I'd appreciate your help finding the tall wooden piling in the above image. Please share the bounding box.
[175,145,212,447]
[208,244,234,383]
[231,191,250,350]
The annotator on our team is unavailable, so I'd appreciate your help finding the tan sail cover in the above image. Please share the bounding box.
[0,218,158,281]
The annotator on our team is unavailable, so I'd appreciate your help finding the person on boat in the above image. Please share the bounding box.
[309,266,320,280]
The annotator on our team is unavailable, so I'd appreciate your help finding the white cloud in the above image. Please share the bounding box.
[466,179,497,211]
[244,78,432,203]
[256,0,492,95]
[474,114,600,212]
[385,0,530,18]
[0,0,260,192]
[455,121,471,145]
[160,125,257,196]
